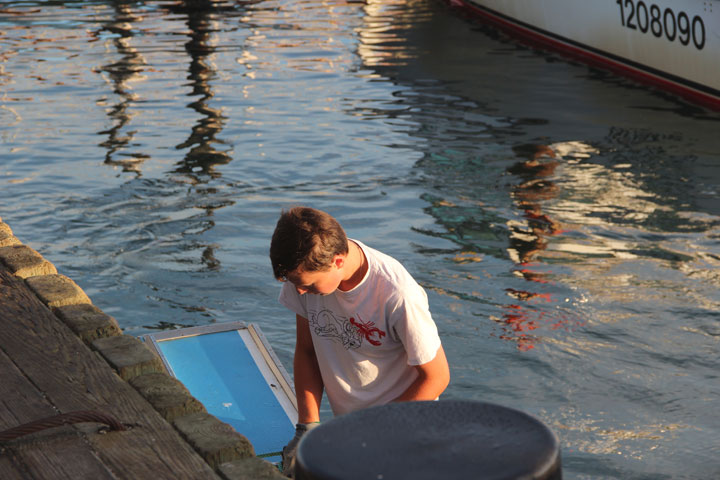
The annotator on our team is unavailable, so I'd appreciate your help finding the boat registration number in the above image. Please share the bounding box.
[615,0,706,50]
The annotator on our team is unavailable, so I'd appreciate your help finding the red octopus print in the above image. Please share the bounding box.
[349,315,386,346]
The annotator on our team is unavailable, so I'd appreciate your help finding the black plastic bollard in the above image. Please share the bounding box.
[296,400,561,480]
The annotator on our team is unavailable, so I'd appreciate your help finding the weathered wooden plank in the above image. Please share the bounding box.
[2,430,118,480]
[0,344,56,427]
[0,346,117,479]
[0,267,220,479]
[0,456,29,480]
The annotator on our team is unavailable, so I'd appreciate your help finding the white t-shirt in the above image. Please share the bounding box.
[279,240,441,415]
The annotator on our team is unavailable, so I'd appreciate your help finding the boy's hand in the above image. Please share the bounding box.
[282,422,320,478]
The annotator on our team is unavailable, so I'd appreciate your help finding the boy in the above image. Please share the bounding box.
[270,206,449,476]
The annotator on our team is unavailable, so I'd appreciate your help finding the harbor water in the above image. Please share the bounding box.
[1,0,718,478]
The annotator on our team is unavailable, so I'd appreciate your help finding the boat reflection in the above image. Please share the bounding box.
[351,0,719,349]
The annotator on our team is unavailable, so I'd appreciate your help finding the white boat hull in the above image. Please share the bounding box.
[449,0,720,108]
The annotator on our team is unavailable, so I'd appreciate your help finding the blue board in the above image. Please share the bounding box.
[143,323,296,463]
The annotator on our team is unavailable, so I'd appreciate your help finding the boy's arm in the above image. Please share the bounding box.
[393,345,450,402]
[294,314,324,423]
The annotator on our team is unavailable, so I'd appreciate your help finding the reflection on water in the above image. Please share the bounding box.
[97,1,149,173]
[170,0,234,179]
[351,1,720,477]
[504,143,563,350]
[93,0,240,277]
[1,0,720,478]
[358,0,434,67]
[97,0,235,178]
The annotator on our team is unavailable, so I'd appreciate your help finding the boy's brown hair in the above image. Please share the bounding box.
[270,207,349,280]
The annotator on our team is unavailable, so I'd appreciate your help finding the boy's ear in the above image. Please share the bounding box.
[332,254,345,269]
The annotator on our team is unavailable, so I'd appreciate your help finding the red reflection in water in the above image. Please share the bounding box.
[496,296,584,351]
[500,143,575,350]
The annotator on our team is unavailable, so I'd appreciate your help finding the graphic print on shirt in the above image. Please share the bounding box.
[350,315,386,346]
[309,309,386,350]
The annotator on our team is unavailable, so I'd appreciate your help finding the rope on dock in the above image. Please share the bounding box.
[0,410,127,442]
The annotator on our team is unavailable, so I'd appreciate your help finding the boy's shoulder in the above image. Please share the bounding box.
[358,241,419,291]
[357,240,401,271]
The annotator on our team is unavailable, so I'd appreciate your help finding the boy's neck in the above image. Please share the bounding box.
[338,240,367,292]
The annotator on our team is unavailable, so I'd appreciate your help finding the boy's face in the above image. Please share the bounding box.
[285,255,344,296]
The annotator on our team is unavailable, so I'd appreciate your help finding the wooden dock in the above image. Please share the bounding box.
[0,219,285,480]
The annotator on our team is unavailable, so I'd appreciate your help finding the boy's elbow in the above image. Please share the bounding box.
[426,345,450,397]
[438,357,450,395]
